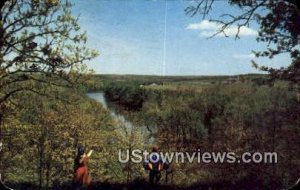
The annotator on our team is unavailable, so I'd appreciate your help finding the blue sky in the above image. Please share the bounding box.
[72,0,290,76]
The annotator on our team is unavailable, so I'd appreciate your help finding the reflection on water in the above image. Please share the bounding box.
[87,92,108,108]
[87,92,155,144]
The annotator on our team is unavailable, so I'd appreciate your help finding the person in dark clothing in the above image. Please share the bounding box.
[144,146,164,184]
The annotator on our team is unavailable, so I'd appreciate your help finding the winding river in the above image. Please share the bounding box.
[87,92,155,144]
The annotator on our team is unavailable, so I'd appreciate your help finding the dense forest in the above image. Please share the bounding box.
[1,74,299,189]
[100,76,300,189]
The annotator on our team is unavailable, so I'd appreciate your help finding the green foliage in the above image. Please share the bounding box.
[110,81,299,188]
[0,74,299,189]
[103,81,147,111]
[0,87,118,188]
[0,0,98,108]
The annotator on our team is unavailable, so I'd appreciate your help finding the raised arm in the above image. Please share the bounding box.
[87,150,93,157]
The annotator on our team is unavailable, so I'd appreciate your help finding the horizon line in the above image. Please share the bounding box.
[90,73,267,77]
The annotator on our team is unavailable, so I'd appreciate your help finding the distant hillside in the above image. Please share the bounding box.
[87,73,268,91]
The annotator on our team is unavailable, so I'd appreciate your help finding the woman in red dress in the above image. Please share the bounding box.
[73,146,93,190]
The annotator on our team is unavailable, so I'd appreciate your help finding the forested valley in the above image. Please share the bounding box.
[0,0,299,189]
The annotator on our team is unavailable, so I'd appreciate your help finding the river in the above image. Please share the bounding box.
[87,92,155,144]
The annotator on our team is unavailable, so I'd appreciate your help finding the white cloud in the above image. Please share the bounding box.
[186,20,257,37]
[233,53,255,59]
[187,20,219,30]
